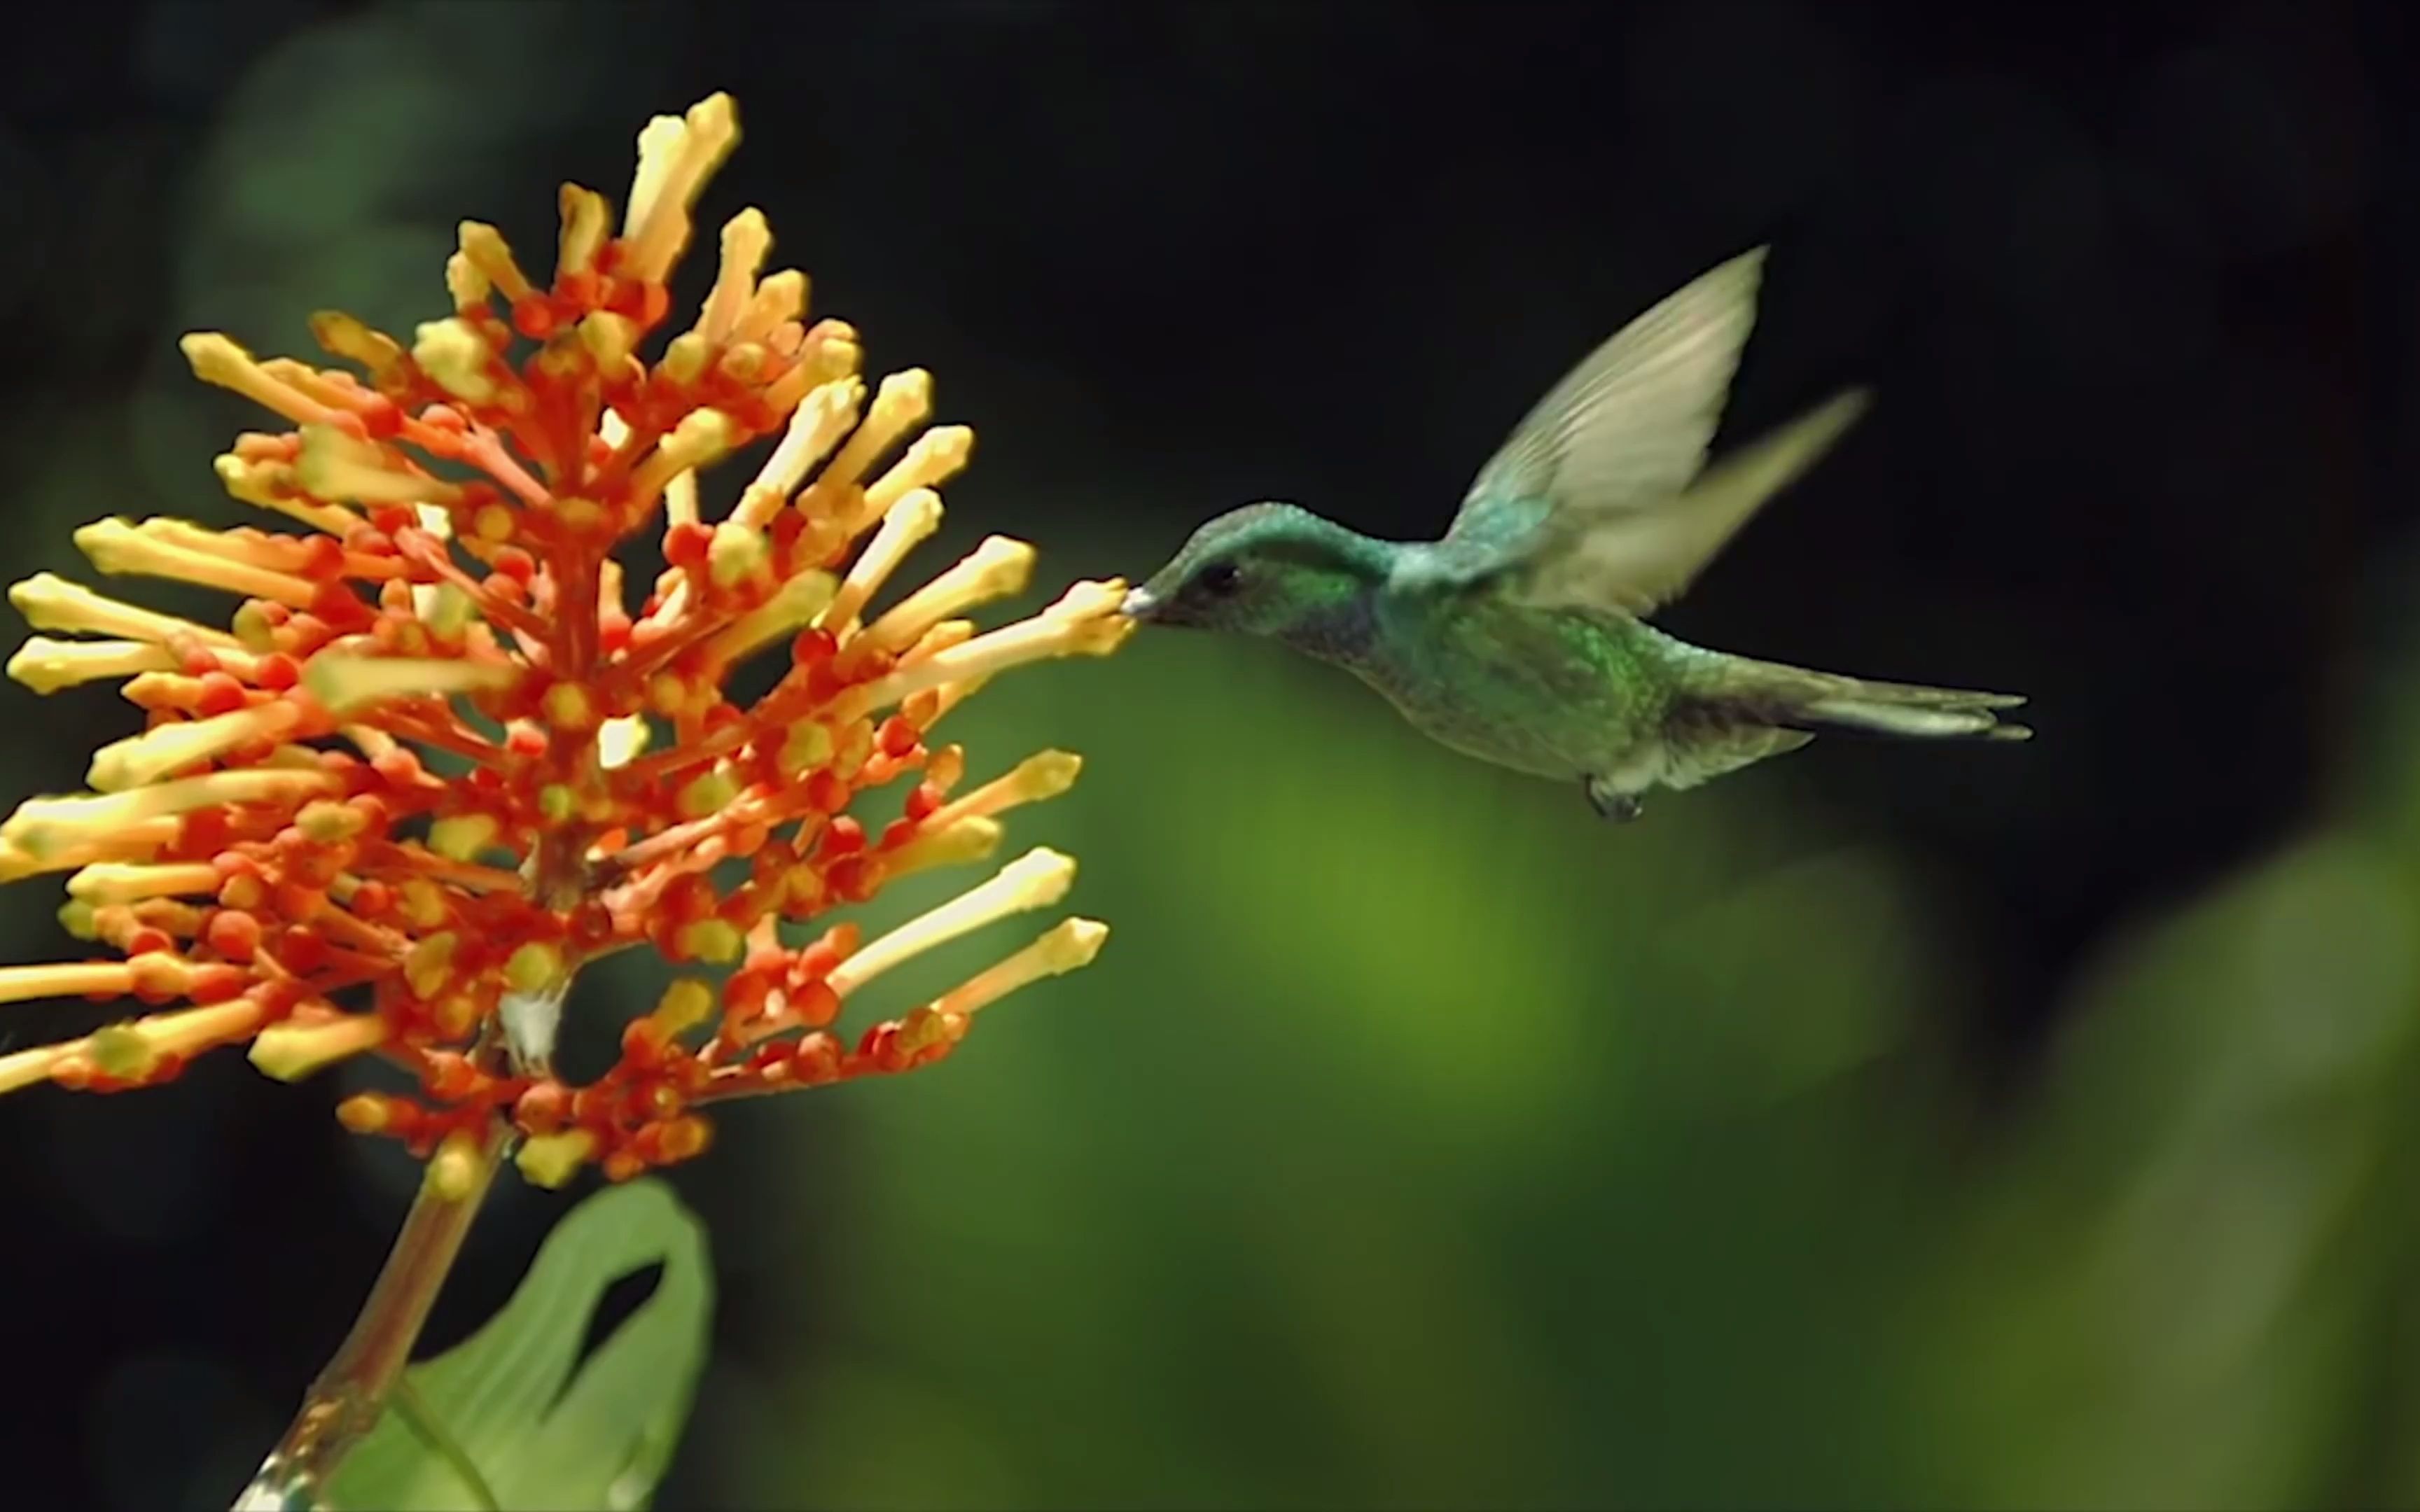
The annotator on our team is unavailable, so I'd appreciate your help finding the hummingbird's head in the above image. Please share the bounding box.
[1121,503,1380,640]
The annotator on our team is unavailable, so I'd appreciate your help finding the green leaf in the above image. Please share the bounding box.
[326,1180,714,1512]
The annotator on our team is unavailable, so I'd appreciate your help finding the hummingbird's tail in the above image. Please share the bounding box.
[1687,653,2032,743]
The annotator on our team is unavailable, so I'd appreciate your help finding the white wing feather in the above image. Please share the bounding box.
[1516,388,1872,615]
[1445,246,1871,617]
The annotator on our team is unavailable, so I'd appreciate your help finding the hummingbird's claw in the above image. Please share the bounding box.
[1583,777,1642,822]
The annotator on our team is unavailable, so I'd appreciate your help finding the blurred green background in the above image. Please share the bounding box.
[4,2,2419,1508]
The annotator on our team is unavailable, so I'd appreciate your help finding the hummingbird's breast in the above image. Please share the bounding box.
[1337,589,1675,780]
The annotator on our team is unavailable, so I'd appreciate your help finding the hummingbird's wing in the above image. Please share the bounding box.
[1428,245,1868,618]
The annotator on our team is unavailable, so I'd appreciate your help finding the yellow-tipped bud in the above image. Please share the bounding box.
[112,517,314,575]
[88,1023,160,1080]
[676,769,740,820]
[338,722,399,764]
[543,681,597,732]
[624,116,685,239]
[411,318,499,403]
[863,424,975,520]
[707,519,768,591]
[298,800,367,844]
[1,771,338,861]
[427,814,499,864]
[840,592,1133,718]
[445,249,489,312]
[819,489,943,634]
[679,919,744,965]
[249,1014,391,1083]
[505,941,566,995]
[740,377,862,527]
[578,310,639,372]
[398,877,448,930]
[1051,577,1131,620]
[883,816,1004,881]
[734,268,807,347]
[74,518,316,607]
[0,818,174,883]
[827,847,1076,997]
[934,918,1108,1018]
[776,718,835,778]
[651,979,716,1037]
[404,932,461,1000]
[623,93,742,283]
[296,425,466,508]
[517,1130,598,1189]
[796,327,861,387]
[86,702,303,792]
[309,312,409,384]
[211,453,362,536]
[697,207,772,345]
[7,636,174,694]
[64,862,221,906]
[89,1000,268,1078]
[701,570,837,667]
[926,750,1081,832]
[812,370,933,524]
[302,654,520,715]
[425,1129,485,1200]
[8,573,244,652]
[659,331,710,386]
[457,220,536,302]
[863,535,1036,652]
[632,409,737,510]
[0,961,137,1005]
[422,582,475,640]
[557,182,612,279]
[180,332,343,427]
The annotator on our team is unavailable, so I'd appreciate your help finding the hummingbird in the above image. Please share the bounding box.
[1119,245,2029,821]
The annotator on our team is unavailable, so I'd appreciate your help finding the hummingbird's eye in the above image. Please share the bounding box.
[1196,561,1244,597]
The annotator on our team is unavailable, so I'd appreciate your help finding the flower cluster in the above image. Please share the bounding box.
[0,93,1126,1186]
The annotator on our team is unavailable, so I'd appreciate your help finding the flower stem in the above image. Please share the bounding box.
[232,1111,510,1510]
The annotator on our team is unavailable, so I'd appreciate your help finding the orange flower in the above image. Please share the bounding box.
[0,93,1125,1187]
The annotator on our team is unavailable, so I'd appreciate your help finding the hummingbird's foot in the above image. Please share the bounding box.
[1583,777,1643,823]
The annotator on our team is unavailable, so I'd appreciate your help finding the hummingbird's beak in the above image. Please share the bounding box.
[1119,584,1162,621]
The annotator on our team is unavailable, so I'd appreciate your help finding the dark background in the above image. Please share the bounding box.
[4,2,2419,1506]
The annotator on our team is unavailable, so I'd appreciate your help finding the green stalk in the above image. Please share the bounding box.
[231,1110,509,1510]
